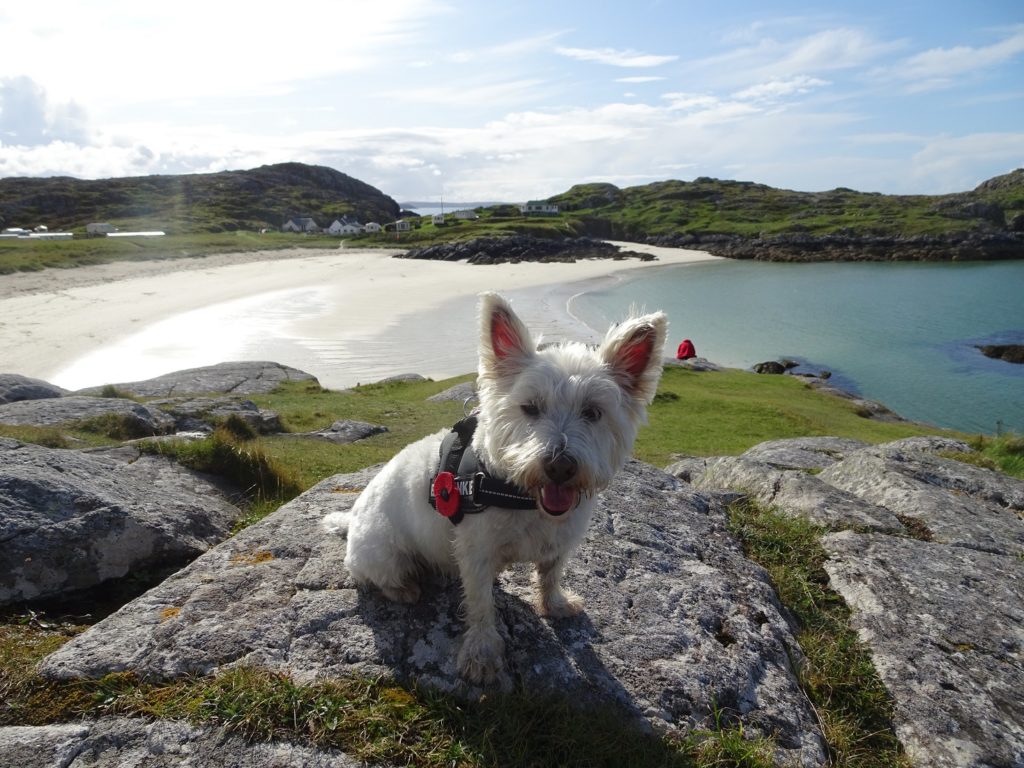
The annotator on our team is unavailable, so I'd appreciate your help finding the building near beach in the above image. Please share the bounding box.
[520,201,559,216]
[282,217,320,233]
[327,217,363,235]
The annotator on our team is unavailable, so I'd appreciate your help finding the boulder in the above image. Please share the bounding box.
[818,438,1024,555]
[289,419,388,444]
[0,395,174,436]
[38,460,828,766]
[752,361,786,374]
[0,438,239,604]
[664,357,724,372]
[824,531,1024,768]
[76,361,317,397]
[0,373,68,404]
[426,381,477,403]
[738,436,868,470]
[0,719,363,767]
[679,455,905,533]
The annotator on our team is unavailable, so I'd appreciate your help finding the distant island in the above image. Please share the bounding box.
[1,162,1022,263]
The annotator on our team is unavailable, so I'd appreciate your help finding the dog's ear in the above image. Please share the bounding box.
[479,292,535,377]
[600,312,667,403]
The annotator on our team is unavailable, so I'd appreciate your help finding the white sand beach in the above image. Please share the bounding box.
[0,242,719,391]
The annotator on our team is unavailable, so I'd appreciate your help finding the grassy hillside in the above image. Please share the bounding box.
[0,162,401,234]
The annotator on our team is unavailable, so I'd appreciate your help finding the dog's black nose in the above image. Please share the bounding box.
[545,454,578,484]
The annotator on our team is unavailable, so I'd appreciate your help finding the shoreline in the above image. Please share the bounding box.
[0,243,720,391]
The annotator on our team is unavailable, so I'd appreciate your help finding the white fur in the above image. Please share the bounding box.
[324,292,667,683]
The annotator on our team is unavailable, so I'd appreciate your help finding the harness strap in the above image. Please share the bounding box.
[428,415,536,525]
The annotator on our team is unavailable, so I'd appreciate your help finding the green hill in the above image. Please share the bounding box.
[0,162,401,234]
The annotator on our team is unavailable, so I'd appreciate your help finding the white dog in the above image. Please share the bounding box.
[324,292,666,683]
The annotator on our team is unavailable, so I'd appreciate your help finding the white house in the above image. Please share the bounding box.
[327,217,363,235]
[520,201,559,216]
[86,222,118,234]
[431,213,445,225]
[364,222,382,233]
[453,209,478,220]
[394,219,411,232]
[282,217,320,233]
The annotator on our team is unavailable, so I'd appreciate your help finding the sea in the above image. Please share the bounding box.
[569,258,1024,435]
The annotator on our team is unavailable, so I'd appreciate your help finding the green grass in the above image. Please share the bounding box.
[0,232,341,274]
[726,500,910,767]
[635,366,959,464]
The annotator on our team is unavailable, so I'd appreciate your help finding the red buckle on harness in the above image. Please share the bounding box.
[433,471,460,518]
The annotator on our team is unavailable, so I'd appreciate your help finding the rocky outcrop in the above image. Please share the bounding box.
[0,438,240,604]
[977,343,1024,364]
[642,231,1024,262]
[38,460,828,767]
[0,374,68,404]
[0,395,175,435]
[0,719,363,768]
[675,435,1024,767]
[285,419,388,444]
[397,235,654,265]
[76,361,317,398]
[146,396,283,434]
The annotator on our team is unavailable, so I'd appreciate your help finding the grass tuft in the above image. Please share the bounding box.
[726,499,909,767]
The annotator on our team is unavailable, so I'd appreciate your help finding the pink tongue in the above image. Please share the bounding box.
[541,484,576,515]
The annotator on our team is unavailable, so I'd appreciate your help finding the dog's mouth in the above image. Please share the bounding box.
[539,483,579,516]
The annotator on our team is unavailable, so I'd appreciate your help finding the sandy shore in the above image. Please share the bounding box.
[0,242,719,391]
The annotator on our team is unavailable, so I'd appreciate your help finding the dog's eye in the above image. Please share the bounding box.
[582,404,602,422]
[521,402,541,417]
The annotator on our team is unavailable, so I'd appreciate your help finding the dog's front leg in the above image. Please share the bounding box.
[533,556,584,618]
[455,550,505,684]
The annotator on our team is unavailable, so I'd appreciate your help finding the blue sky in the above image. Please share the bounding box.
[1,1,1022,202]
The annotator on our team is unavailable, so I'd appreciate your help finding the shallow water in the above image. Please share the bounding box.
[570,259,1024,434]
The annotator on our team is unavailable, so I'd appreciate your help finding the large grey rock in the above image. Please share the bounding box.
[0,395,174,435]
[0,719,364,767]
[681,455,905,533]
[824,531,1024,768]
[739,436,869,470]
[286,419,388,444]
[0,438,239,604]
[0,373,68,404]
[76,361,317,397]
[38,460,827,766]
[819,439,1024,555]
[146,396,282,434]
[426,380,477,403]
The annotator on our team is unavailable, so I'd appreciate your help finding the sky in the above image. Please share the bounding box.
[1,1,1022,203]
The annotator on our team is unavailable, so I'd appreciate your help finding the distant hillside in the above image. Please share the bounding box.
[0,163,401,234]
[549,170,1024,239]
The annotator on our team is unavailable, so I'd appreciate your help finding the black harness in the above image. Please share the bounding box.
[428,415,536,525]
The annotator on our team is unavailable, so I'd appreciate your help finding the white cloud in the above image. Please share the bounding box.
[889,25,1024,91]
[0,0,448,106]
[614,76,666,83]
[733,76,829,102]
[556,46,677,68]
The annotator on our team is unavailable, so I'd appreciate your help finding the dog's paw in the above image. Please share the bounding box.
[380,580,421,604]
[457,626,505,684]
[537,587,585,618]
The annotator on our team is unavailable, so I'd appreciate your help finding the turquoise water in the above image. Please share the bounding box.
[571,259,1024,435]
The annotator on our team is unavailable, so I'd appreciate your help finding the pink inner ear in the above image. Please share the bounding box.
[491,310,523,360]
[616,328,655,385]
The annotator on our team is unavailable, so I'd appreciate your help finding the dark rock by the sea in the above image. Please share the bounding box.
[642,231,1024,262]
[977,343,1024,364]
[398,235,654,265]
[0,395,175,436]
